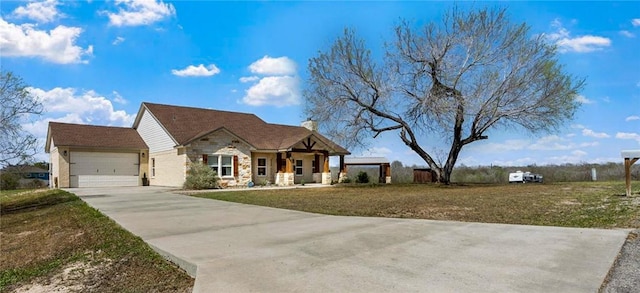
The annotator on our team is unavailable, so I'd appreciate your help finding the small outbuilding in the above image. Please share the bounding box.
[343,157,391,184]
[621,150,640,196]
[413,168,437,183]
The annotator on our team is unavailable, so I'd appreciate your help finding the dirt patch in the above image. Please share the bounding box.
[14,259,112,293]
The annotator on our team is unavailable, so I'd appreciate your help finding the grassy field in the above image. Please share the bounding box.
[0,189,193,292]
[193,181,640,229]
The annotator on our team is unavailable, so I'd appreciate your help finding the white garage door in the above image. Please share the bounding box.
[70,152,139,187]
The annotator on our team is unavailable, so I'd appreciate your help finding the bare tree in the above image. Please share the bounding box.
[0,71,43,167]
[305,7,584,184]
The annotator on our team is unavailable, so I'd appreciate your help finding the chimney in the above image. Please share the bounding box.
[301,119,318,131]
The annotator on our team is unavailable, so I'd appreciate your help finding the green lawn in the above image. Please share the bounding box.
[192,181,640,229]
[1,189,193,292]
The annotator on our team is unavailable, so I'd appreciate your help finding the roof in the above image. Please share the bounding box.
[344,157,390,165]
[46,122,148,152]
[1,165,48,173]
[135,102,350,155]
[621,150,640,159]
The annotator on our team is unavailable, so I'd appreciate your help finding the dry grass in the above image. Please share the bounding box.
[0,189,193,292]
[194,181,640,229]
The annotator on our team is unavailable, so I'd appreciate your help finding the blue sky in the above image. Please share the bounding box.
[1,0,639,166]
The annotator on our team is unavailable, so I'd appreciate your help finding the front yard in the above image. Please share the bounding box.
[192,181,640,229]
[0,189,193,292]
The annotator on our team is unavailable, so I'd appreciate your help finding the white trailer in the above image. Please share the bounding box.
[509,171,543,183]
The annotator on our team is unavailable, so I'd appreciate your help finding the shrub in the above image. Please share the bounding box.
[183,163,219,190]
[1,173,20,190]
[355,171,370,183]
[24,179,46,189]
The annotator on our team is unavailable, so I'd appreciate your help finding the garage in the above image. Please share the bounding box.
[70,152,140,188]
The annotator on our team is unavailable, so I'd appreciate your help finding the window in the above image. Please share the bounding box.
[257,158,267,176]
[295,159,303,176]
[151,158,155,177]
[207,154,235,177]
[221,156,232,177]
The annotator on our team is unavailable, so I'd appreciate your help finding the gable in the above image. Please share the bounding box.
[135,107,177,153]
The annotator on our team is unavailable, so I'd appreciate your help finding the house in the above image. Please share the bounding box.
[1,165,50,187]
[46,102,350,188]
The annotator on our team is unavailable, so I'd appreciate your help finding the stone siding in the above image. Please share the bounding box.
[186,131,252,186]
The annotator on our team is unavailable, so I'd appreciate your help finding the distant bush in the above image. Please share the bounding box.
[361,161,638,184]
[24,179,47,189]
[1,173,20,190]
[184,163,219,190]
[356,171,370,183]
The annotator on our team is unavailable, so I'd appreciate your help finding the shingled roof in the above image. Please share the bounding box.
[137,102,349,155]
[46,122,148,152]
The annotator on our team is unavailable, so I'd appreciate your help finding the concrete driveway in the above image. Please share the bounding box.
[72,186,629,292]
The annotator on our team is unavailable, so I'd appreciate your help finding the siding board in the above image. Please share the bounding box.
[136,109,176,153]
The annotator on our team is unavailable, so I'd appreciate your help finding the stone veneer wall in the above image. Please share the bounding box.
[186,131,252,186]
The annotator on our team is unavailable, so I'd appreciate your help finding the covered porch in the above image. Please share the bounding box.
[270,136,350,186]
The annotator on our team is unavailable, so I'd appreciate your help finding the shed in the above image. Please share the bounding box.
[413,168,437,183]
[343,157,391,184]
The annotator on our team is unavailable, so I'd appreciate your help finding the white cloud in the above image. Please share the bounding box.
[528,135,574,151]
[574,95,594,104]
[239,76,259,83]
[112,91,127,104]
[490,157,535,167]
[112,36,125,45]
[242,56,300,107]
[12,0,61,23]
[172,64,221,77]
[547,20,611,53]
[625,115,640,122]
[362,147,392,157]
[632,19,640,27]
[249,56,297,75]
[546,150,588,164]
[28,87,134,128]
[616,132,640,144]
[472,139,529,152]
[581,128,610,138]
[0,17,92,64]
[619,30,635,38]
[106,0,176,27]
[242,76,301,107]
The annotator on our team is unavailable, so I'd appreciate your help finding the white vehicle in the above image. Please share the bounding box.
[509,171,543,183]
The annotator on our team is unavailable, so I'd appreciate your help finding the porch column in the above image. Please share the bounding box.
[321,152,331,185]
[338,155,348,183]
[275,152,288,186]
[280,151,294,186]
[384,163,391,184]
[285,152,293,173]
